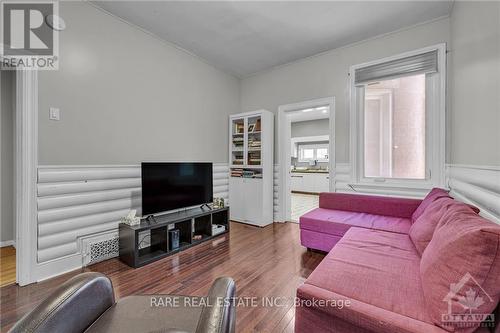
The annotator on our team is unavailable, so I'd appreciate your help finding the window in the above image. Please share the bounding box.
[364,74,426,179]
[298,143,329,162]
[350,45,446,189]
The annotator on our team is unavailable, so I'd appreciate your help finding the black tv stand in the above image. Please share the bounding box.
[119,206,229,268]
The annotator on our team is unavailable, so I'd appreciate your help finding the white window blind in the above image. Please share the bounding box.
[354,50,438,85]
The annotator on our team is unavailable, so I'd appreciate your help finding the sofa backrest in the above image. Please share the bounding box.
[319,192,421,218]
[420,203,500,332]
[411,188,451,223]
[409,196,457,256]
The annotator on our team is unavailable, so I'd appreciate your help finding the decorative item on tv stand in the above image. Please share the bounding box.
[229,110,274,227]
[121,210,140,226]
[213,197,225,209]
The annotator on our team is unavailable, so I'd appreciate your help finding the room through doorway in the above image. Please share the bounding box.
[0,70,16,287]
[289,106,330,222]
[278,97,335,223]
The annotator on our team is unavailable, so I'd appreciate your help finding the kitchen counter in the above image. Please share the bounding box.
[290,171,330,192]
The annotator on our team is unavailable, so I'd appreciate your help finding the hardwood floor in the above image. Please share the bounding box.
[0,222,325,333]
[0,246,16,288]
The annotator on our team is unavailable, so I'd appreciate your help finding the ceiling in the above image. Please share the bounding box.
[92,1,453,77]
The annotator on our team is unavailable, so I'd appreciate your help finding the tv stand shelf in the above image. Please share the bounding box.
[119,206,229,268]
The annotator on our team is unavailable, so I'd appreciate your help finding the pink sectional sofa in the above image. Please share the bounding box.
[296,189,500,333]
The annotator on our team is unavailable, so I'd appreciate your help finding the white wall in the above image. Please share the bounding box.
[450,1,500,166]
[291,119,329,138]
[240,18,451,163]
[1,70,15,243]
[38,2,240,165]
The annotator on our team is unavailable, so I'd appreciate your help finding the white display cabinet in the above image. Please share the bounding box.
[229,110,274,226]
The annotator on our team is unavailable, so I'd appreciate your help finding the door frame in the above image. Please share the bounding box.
[277,97,335,222]
[7,66,38,286]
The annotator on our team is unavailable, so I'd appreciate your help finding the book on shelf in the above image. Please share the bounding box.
[231,168,243,177]
[255,119,261,131]
[230,168,262,178]
[248,151,261,157]
[248,140,261,149]
[234,123,244,134]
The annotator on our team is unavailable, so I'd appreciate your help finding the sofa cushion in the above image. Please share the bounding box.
[296,283,451,333]
[305,227,432,323]
[411,188,450,223]
[300,208,412,237]
[409,197,458,256]
[420,204,500,332]
[409,198,481,256]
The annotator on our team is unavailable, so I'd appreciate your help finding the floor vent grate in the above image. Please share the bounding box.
[82,232,119,266]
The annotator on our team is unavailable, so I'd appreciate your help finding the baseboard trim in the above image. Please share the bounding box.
[0,240,15,248]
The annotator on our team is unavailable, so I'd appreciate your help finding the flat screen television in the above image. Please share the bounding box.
[141,162,213,216]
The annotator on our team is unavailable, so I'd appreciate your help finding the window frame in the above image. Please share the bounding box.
[349,44,446,193]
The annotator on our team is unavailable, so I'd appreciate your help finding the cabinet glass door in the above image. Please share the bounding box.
[231,118,245,166]
[247,116,262,166]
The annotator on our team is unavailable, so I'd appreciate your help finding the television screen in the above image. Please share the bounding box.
[141,162,213,216]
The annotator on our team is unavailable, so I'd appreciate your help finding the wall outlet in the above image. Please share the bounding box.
[49,107,60,121]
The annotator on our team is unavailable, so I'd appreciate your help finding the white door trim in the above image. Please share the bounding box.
[15,69,38,286]
[277,97,335,222]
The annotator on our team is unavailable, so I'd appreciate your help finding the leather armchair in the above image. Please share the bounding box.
[9,272,236,333]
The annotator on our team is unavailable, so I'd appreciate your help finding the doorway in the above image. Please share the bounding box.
[278,97,335,223]
[0,70,16,287]
[0,67,38,286]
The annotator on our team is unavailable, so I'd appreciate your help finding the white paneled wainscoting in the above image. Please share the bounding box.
[273,162,499,225]
[273,165,279,220]
[446,165,500,224]
[32,163,499,280]
[335,163,500,224]
[34,164,229,281]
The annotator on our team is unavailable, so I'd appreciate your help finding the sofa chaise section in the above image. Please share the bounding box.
[296,189,500,333]
[296,227,445,333]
